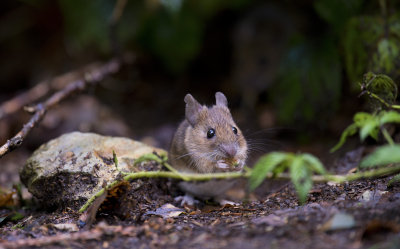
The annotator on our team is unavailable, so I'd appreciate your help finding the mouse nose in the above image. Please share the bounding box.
[221,144,237,158]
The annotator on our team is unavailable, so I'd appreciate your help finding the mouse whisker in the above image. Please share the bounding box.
[175,152,196,160]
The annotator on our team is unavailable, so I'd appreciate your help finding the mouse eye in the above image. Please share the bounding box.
[232,126,238,135]
[207,128,215,139]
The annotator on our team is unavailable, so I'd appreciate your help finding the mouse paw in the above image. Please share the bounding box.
[215,197,239,206]
[174,194,198,207]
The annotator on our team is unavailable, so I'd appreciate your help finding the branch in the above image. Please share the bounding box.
[0,54,134,159]
[0,62,106,120]
[0,225,137,249]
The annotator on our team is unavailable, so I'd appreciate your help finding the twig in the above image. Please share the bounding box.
[0,63,103,120]
[0,54,134,159]
[0,225,137,249]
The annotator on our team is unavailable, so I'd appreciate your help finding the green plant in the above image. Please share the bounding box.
[249,152,326,204]
[331,73,400,152]
[330,110,400,152]
[331,72,400,185]
[342,2,400,87]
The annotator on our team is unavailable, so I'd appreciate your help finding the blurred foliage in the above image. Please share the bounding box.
[271,0,400,126]
[361,72,398,109]
[57,0,249,72]
[343,10,400,87]
[331,110,400,152]
[268,0,362,126]
[135,0,249,72]
[360,144,400,188]
[58,0,114,54]
[314,0,364,32]
[6,0,400,127]
[360,144,400,168]
[271,36,341,125]
[329,72,400,153]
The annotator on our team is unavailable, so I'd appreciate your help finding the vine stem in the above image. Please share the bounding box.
[366,91,400,110]
[78,162,400,213]
[381,127,395,146]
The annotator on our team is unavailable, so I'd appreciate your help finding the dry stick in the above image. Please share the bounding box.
[0,225,137,249]
[0,63,102,120]
[79,162,400,213]
[0,54,134,159]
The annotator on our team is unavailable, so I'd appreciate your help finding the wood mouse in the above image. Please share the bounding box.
[169,92,248,204]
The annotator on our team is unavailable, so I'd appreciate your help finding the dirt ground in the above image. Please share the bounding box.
[0,145,400,249]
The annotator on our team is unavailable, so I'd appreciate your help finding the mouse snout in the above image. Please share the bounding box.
[220,144,237,158]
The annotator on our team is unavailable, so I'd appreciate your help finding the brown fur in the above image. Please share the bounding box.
[169,92,248,174]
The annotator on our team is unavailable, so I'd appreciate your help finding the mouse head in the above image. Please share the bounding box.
[184,92,247,171]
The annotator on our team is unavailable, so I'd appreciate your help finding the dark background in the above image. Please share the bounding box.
[1,0,399,185]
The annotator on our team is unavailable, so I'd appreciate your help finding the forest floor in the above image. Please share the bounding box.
[0,144,400,249]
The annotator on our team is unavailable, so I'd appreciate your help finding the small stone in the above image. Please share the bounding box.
[322,212,356,231]
[20,132,166,208]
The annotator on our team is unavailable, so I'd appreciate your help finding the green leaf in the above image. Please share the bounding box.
[10,212,24,221]
[388,173,400,187]
[359,118,379,141]
[249,152,288,191]
[353,112,373,126]
[330,123,358,152]
[302,153,326,174]
[380,111,400,125]
[360,145,400,168]
[290,157,312,204]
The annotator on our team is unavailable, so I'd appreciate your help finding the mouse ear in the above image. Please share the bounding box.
[215,92,228,107]
[184,94,202,126]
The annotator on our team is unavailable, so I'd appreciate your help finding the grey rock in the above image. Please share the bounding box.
[20,132,166,208]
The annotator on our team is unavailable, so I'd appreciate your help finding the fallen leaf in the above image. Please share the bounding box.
[359,190,386,204]
[0,212,12,224]
[0,187,16,207]
[52,223,79,232]
[252,214,288,226]
[190,233,209,245]
[191,220,203,227]
[145,204,184,219]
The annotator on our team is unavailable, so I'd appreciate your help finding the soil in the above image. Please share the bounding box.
[1,146,400,249]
